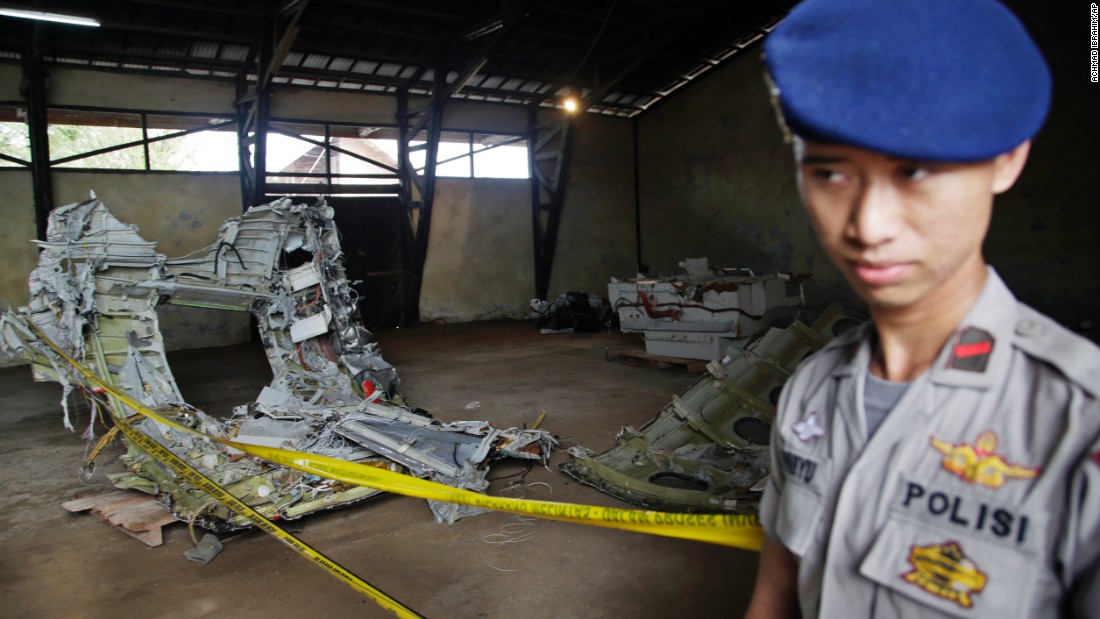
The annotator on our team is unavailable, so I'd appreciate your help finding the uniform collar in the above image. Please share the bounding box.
[928,267,1017,389]
[827,267,1017,389]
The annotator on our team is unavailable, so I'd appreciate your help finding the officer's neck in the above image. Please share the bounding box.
[868,263,988,382]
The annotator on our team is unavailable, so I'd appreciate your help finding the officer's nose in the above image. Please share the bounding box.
[846,180,903,248]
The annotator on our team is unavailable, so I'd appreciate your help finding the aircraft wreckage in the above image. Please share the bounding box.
[562,306,860,514]
[0,195,555,530]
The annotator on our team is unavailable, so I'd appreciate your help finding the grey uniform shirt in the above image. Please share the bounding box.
[759,269,1100,618]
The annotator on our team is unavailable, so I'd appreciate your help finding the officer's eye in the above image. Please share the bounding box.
[810,168,845,183]
[899,166,931,181]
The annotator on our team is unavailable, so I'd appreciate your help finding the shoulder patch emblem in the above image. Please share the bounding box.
[904,541,987,608]
[945,326,994,373]
[792,411,825,442]
[930,430,1040,488]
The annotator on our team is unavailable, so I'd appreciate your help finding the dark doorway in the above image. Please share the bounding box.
[268,195,418,330]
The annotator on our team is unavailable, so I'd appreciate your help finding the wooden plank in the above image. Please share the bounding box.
[101,501,176,531]
[615,349,707,373]
[63,489,177,547]
[105,522,164,547]
[62,489,144,513]
[93,495,157,518]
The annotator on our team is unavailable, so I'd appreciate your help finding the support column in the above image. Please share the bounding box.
[234,2,307,210]
[234,25,272,211]
[24,24,53,241]
[528,104,574,301]
[397,67,447,323]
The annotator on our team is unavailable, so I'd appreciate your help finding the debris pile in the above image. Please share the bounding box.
[562,306,861,513]
[608,258,809,359]
[1,195,555,530]
[529,291,610,333]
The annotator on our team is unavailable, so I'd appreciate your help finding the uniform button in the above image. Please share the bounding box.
[1015,319,1041,336]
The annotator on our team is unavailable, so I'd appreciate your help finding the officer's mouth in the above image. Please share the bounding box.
[849,261,911,286]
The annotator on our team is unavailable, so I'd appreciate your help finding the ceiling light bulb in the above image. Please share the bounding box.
[563,98,579,113]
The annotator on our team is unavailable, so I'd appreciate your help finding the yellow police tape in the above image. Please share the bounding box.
[113,418,424,619]
[26,323,763,612]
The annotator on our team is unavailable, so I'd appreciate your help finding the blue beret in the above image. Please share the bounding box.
[763,0,1051,162]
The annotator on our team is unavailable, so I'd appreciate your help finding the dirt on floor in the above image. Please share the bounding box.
[0,320,760,618]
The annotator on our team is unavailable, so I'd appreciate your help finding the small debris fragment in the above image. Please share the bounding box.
[183,534,224,564]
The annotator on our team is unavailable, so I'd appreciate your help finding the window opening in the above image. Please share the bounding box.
[5,106,529,181]
[40,108,238,171]
[265,122,402,195]
[0,106,31,167]
[472,133,529,179]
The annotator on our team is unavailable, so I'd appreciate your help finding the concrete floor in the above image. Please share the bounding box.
[0,319,760,618]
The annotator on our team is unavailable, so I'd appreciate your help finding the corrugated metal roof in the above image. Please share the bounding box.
[0,0,796,118]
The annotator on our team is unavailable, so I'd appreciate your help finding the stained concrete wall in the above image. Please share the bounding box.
[0,64,19,100]
[0,171,39,311]
[637,56,853,313]
[0,68,38,321]
[48,68,236,113]
[53,173,242,256]
[420,178,533,322]
[548,115,637,298]
[272,88,395,125]
[420,113,636,323]
[637,2,1100,332]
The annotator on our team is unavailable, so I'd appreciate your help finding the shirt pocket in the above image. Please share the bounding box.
[858,513,1053,618]
[773,438,832,557]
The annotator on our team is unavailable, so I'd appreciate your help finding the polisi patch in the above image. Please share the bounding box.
[931,430,1040,489]
[946,326,994,373]
[900,481,1031,545]
[903,541,987,608]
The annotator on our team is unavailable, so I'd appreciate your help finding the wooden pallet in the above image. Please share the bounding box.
[613,349,708,373]
[63,489,177,547]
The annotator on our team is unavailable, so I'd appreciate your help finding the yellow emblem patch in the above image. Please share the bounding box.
[904,541,987,608]
[930,430,1040,489]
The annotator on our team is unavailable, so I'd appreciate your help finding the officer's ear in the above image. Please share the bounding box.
[991,140,1031,195]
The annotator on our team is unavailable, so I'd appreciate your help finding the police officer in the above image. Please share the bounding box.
[745,0,1100,617]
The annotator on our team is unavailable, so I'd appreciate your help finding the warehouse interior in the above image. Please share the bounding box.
[0,1,1097,617]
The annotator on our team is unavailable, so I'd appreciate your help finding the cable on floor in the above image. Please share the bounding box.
[481,481,553,572]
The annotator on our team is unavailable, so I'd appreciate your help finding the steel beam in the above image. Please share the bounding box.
[120,0,267,18]
[24,24,53,242]
[394,90,420,323]
[232,2,311,210]
[528,104,573,301]
[235,38,270,210]
[413,73,443,278]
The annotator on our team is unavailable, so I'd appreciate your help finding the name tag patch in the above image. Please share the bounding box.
[780,449,818,483]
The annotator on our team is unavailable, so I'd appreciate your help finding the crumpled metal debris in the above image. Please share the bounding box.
[183,533,223,564]
[607,258,810,359]
[530,292,609,333]
[1,195,556,530]
[560,305,861,513]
